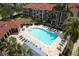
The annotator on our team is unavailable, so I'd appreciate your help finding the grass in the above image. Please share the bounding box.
[16,17,32,25]
[15,16,49,27]
[16,17,45,25]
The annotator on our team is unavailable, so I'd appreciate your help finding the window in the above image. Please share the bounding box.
[34,13,36,15]
[37,11,38,13]
[44,10,47,12]
[45,10,48,13]
[40,10,42,13]
[37,16,38,18]
[40,14,42,16]
[34,10,35,12]
[40,17,42,19]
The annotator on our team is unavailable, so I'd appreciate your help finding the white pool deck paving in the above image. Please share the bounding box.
[13,25,67,56]
[22,31,60,56]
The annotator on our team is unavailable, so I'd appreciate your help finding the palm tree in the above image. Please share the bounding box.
[48,3,69,29]
[62,17,79,55]
[0,37,32,56]
[26,48,32,56]
[62,17,79,42]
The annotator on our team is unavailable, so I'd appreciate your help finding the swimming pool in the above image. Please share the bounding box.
[28,27,58,46]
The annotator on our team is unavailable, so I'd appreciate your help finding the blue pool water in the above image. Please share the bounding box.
[28,28,58,46]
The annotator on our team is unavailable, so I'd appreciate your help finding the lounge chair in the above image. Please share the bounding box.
[61,39,65,44]
[57,46,62,51]
[62,39,65,42]
[59,39,65,46]
[24,39,27,42]
[19,36,22,38]
[59,43,63,46]
[21,38,25,42]
[19,37,22,40]
[27,40,29,42]
[19,35,24,39]
[24,40,27,42]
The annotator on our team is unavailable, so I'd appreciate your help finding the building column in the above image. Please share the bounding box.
[9,30,12,34]
[17,27,20,32]
[42,10,44,20]
[7,31,10,36]
[32,9,35,19]
[8,30,11,35]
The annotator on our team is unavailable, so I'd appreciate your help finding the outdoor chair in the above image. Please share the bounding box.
[57,46,62,51]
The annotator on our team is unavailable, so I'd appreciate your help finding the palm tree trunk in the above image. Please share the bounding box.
[71,38,79,56]
[56,12,58,29]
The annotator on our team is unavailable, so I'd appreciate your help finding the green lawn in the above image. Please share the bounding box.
[15,17,44,25]
[16,17,32,25]
[15,17,49,26]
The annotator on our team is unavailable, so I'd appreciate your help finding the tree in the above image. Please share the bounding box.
[62,17,79,55]
[0,37,32,56]
[0,3,23,20]
[62,17,79,43]
[48,3,69,29]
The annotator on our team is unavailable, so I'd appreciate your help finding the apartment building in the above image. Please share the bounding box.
[0,21,22,42]
[23,3,79,29]
[23,3,56,20]
[23,3,69,28]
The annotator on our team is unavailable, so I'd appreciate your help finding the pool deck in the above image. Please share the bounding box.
[17,25,67,56]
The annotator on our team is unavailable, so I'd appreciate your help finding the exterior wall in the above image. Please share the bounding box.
[23,8,49,20]
[23,8,32,17]
[32,9,43,19]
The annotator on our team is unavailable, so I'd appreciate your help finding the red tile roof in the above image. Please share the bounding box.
[0,21,21,39]
[68,3,79,13]
[24,3,79,12]
[23,3,56,10]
